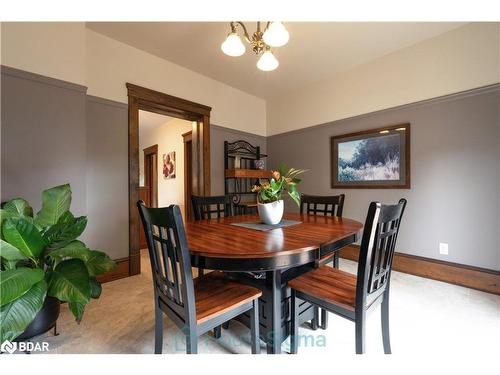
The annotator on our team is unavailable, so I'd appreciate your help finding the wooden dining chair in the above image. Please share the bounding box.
[300,193,345,330]
[191,194,236,337]
[191,195,233,277]
[289,199,407,354]
[137,201,262,354]
[191,194,233,221]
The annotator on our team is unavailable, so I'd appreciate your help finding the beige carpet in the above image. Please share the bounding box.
[30,250,499,354]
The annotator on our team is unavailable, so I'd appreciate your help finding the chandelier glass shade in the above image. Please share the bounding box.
[221,22,289,71]
[220,32,246,57]
[263,22,289,47]
[257,50,279,71]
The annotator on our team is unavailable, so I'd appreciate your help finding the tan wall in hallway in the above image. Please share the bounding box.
[139,116,193,217]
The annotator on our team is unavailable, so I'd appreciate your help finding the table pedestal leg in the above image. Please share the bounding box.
[266,270,282,354]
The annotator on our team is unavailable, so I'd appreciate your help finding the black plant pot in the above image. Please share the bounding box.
[16,297,61,341]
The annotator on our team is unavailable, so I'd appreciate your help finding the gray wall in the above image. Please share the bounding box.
[210,125,267,195]
[3,66,498,270]
[268,87,500,270]
[85,96,129,259]
[1,66,87,216]
[1,66,267,260]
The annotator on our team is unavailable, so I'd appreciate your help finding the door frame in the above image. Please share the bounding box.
[143,144,158,207]
[127,83,211,275]
[182,131,193,222]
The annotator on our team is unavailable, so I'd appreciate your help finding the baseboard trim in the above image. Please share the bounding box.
[96,257,130,283]
[339,245,500,295]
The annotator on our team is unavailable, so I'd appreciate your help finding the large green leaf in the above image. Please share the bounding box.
[68,302,85,323]
[47,240,91,267]
[85,250,116,276]
[1,259,19,270]
[56,211,75,224]
[0,209,18,240]
[42,216,87,251]
[2,218,46,259]
[34,184,72,228]
[0,280,47,342]
[47,259,90,304]
[0,267,44,306]
[288,189,301,207]
[0,239,27,261]
[3,198,33,217]
[0,209,18,222]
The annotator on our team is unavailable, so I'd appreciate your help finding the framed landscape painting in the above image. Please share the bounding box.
[331,123,410,188]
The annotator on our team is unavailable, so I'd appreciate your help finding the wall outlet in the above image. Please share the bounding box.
[439,243,449,255]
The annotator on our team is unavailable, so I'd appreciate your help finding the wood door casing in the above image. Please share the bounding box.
[143,144,158,208]
[127,83,211,276]
[138,186,150,249]
[183,131,193,222]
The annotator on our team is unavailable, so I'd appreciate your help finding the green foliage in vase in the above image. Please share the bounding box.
[0,184,116,342]
[252,164,306,207]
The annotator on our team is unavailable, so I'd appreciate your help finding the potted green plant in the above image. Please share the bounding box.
[252,165,306,225]
[0,184,116,342]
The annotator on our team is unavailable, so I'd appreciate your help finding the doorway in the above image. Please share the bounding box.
[127,83,212,276]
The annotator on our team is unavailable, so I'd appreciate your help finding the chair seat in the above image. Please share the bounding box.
[194,271,262,324]
[288,266,357,311]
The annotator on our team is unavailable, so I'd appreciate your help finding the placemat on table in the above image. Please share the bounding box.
[230,219,302,231]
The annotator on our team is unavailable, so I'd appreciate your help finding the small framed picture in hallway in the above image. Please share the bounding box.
[331,123,410,188]
[163,151,176,179]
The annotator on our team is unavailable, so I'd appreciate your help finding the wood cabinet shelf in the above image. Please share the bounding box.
[225,169,272,179]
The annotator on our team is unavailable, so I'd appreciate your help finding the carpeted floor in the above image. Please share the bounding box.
[32,250,499,355]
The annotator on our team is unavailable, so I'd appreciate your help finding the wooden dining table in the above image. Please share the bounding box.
[185,212,363,354]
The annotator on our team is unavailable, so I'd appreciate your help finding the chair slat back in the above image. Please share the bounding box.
[356,199,406,302]
[300,194,345,217]
[191,195,233,220]
[137,201,196,324]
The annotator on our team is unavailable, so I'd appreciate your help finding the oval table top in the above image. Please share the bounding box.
[186,213,363,271]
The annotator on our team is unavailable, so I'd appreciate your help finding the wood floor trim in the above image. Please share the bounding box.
[339,245,500,295]
[97,257,130,284]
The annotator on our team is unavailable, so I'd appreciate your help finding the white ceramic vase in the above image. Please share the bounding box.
[257,200,284,225]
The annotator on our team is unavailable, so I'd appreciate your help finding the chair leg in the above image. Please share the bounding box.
[311,307,319,330]
[320,308,328,330]
[186,330,198,354]
[381,293,392,354]
[250,299,261,354]
[198,268,204,277]
[355,310,366,354]
[290,290,299,354]
[333,252,340,269]
[213,326,222,339]
[154,306,163,354]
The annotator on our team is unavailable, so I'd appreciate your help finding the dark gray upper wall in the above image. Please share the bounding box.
[85,96,129,260]
[1,66,87,216]
[4,66,498,270]
[210,125,267,196]
[1,66,267,260]
[268,87,500,270]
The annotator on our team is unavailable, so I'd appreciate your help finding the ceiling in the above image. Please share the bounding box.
[87,22,466,100]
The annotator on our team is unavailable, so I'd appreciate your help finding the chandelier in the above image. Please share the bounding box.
[220,22,289,72]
